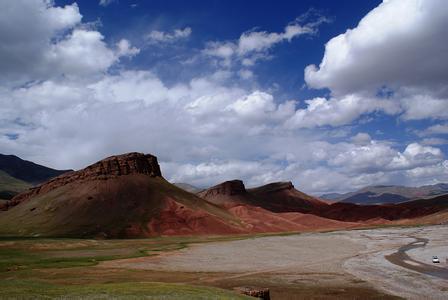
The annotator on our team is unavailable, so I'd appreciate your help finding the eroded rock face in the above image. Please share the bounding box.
[197,180,246,198]
[235,287,270,300]
[4,153,161,210]
[255,181,294,193]
[81,152,161,178]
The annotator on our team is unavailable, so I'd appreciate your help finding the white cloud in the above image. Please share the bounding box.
[202,15,327,68]
[146,27,192,44]
[305,0,448,95]
[389,143,443,170]
[99,0,115,7]
[47,29,117,76]
[302,0,448,126]
[237,22,315,55]
[420,138,448,146]
[284,94,399,129]
[351,132,371,145]
[417,123,448,137]
[238,69,254,80]
[406,160,448,186]
[116,39,140,57]
[0,0,139,84]
[400,93,448,120]
[226,91,295,123]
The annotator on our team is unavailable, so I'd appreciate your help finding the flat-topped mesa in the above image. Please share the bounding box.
[198,180,246,198]
[251,181,294,194]
[7,153,161,210]
[83,152,161,178]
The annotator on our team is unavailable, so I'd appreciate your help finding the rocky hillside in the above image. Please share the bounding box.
[198,180,327,212]
[0,153,246,237]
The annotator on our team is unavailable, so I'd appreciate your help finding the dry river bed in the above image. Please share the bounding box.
[101,225,448,299]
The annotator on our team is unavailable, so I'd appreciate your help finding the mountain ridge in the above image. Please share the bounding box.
[320,183,448,205]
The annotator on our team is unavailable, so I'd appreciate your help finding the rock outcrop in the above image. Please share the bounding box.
[250,181,294,193]
[197,180,246,198]
[235,287,270,299]
[5,152,161,210]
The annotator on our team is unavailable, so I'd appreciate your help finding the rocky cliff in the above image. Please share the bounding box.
[197,180,246,198]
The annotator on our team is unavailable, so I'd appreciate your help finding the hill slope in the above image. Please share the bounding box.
[0,154,71,185]
[0,170,32,200]
[173,183,202,193]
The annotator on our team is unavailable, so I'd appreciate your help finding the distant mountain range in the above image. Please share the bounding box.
[0,154,71,200]
[320,183,448,205]
[173,183,202,193]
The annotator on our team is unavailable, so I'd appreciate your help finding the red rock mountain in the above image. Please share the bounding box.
[197,179,448,227]
[0,153,247,237]
[196,180,358,232]
[0,153,361,238]
[5,153,162,210]
[197,180,327,213]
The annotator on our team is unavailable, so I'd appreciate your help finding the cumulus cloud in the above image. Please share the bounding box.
[284,94,399,129]
[406,160,448,184]
[388,143,444,171]
[0,0,139,85]
[420,138,448,146]
[417,123,448,136]
[145,27,192,44]
[351,132,371,145]
[116,39,140,57]
[305,0,448,95]
[301,0,448,127]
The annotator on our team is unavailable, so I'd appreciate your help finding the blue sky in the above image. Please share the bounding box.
[1,0,448,194]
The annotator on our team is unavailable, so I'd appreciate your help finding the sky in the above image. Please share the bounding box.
[1,0,448,195]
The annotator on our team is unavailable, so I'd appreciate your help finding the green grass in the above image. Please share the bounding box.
[0,170,31,195]
[0,238,188,272]
[0,236,257,299]
[0,280,251,299]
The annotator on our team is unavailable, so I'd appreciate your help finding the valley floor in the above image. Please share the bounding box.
[0,225,447,299]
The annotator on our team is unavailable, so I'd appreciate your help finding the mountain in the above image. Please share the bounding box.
[173,183,202,193]
[0,170,32,200]
[315,194,448,223]
[0,154,70,200]
[197,180,358,232]
[198,179,448,226]
[0,153,71,184]
[0,161,360,238]
[319,193,343,201]
[0,153,247,237]
[320,183,448,205]
[247,181,327,213]
[2,152,447,238]
[197,180,327,213]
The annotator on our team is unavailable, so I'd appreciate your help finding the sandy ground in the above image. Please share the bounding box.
[102,225,448,299]
[344,226,448,299]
